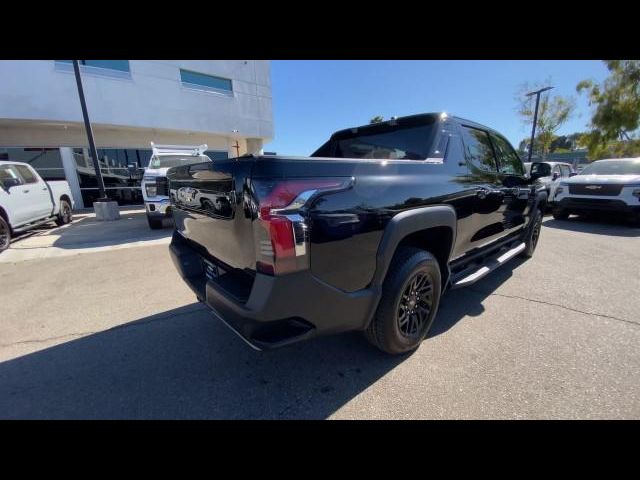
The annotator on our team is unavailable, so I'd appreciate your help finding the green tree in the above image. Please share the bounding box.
[516,80,576,160]
[550,132,583,152]
[517,138,529,154]
[369,115,384,124]
[577,60,640,159]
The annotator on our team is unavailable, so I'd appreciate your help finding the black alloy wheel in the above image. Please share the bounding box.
[397,272,433,339]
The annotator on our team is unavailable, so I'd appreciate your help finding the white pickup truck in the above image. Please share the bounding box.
[141,143,212,229]
[0,161,75,252]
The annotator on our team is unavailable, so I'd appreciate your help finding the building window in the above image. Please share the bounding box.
[67,148,229,207]
[180,69,233,94]
[56,60,130,72]
[0,147,66,181]
[72,148,148,207]
[204,150,229,161]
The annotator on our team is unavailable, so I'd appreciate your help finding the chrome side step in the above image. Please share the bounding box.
[451,242,525,289]
[13,216,57,233]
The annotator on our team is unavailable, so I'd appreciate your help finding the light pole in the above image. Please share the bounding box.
[72,60,108,202]
[526,86,554,163]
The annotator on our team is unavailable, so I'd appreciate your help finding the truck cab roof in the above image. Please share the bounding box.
[328,112,506,140]
[0,160,31,167]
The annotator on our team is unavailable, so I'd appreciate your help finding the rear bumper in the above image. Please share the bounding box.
[145,199,172,217]
[169,231,378,350]
[556,197,640,214]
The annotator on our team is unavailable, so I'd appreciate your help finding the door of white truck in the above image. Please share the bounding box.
[0,164,27,225]
[13,164,53,222]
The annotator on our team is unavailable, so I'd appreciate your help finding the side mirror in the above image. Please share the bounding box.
[2,177,21,190]
[529,162,551,179]
[552,172,560,181]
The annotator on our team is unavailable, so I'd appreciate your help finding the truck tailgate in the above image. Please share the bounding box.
[167,159,257,272]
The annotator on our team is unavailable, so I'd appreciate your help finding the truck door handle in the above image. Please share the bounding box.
[42,187,48,191]
[476,187,503,199]
[23,189,30,193]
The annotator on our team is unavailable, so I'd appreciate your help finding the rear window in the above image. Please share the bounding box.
[312,119,439,160]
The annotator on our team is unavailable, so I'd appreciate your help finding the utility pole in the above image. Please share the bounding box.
[526,86,554,163]
[72,60,108,201]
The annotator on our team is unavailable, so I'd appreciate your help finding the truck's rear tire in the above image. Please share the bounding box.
[55,200,72,226]
[520,208,543,258]
[147,215,163,230]
[0,216,11,253]
[365,247,441,355]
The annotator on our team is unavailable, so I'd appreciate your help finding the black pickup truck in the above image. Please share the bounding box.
[167,113,547,354]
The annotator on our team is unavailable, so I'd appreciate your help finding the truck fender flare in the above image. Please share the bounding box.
[371,204,457,289]
[528,190,548,228]
[533,190,548,210]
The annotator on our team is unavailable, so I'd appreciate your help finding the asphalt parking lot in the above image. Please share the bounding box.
[0,211,639,419]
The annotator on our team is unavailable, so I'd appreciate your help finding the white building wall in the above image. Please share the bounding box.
[0,60,273,208]
[0,60,273,142]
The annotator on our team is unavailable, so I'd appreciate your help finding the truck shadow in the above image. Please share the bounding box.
[429,256,527,338]
[0,304,406,419]
[0,260,525,420]
[10,210,172,251]
[542,216,640,237]
[52,211,173,249]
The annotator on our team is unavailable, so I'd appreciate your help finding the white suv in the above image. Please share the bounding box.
[552,158,640,225]
[141,143,212,229]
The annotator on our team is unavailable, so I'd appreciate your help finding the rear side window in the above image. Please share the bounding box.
[14,164,38,183]
[461,126,497,173]
[560,165,572,177]
[491,134,524,175]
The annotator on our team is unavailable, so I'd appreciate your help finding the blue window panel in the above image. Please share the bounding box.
[56,60,130,72]
[83,60,130,72]
[180,69,232,92]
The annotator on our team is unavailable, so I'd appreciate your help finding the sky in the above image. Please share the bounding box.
[263,60,610,155]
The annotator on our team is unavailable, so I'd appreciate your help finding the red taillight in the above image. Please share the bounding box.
[258,179,345,219]
[252,178,351,275]
[268,216,296,257]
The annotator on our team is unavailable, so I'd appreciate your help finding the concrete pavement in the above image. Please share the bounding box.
[0,215,638,419]
[0,209,171,263]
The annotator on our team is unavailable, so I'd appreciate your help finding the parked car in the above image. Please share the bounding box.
[141,143,212,229]
[524,161,576,208]
[0,161,74,252]
[167,113,547,354]
[552,158,640,225]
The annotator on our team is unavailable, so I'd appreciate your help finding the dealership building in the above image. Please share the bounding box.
[0,60,274,208]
